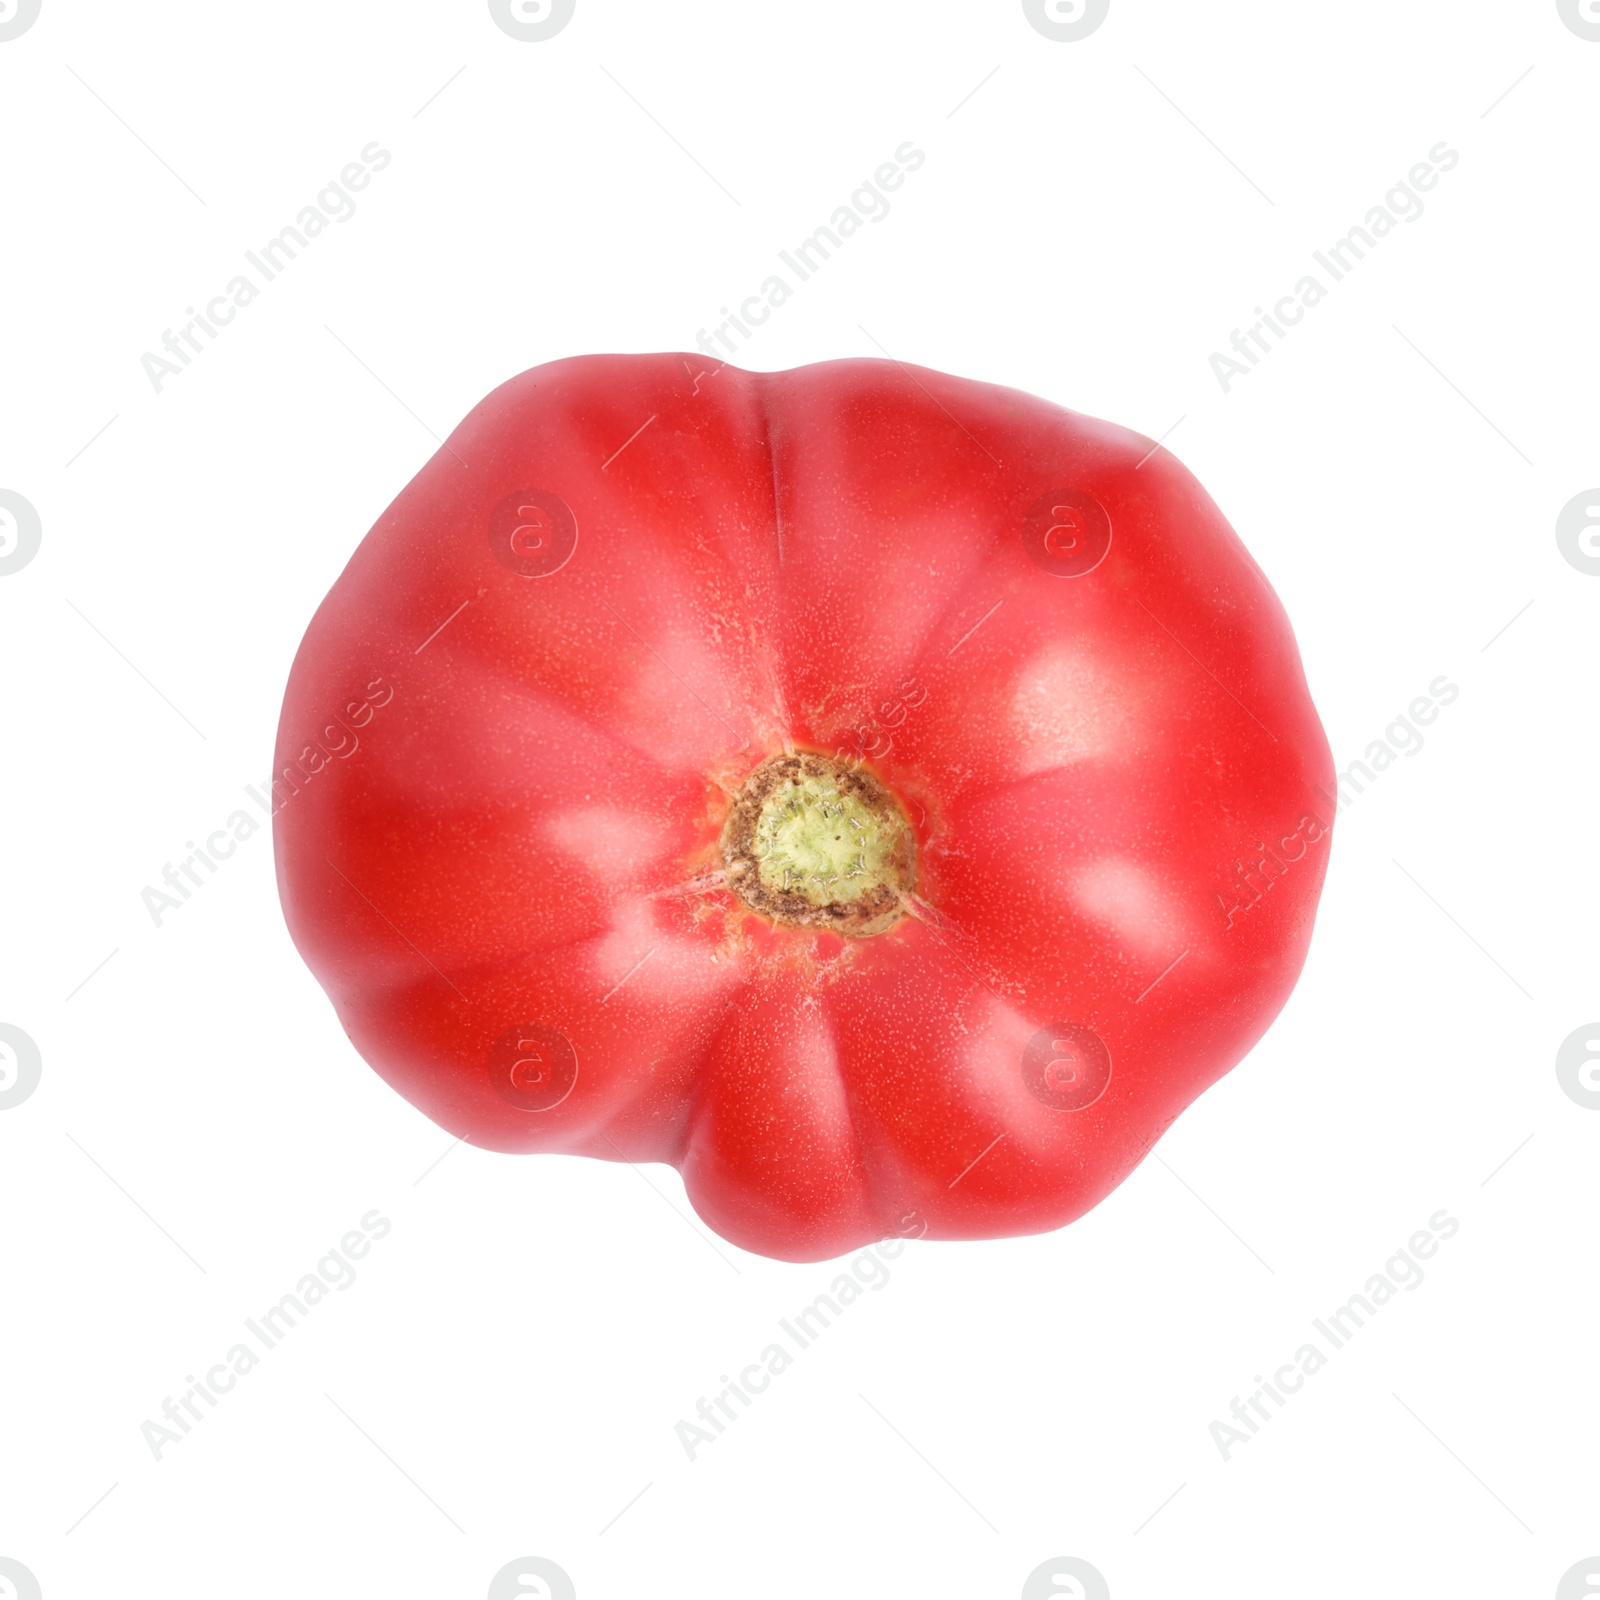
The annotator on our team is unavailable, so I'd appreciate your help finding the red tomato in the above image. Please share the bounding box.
[275,355,1333,1262]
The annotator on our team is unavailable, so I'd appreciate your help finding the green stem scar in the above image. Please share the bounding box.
[719,753,915,936]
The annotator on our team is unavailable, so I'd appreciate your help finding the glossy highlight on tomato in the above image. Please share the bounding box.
[274,354,1334,1262]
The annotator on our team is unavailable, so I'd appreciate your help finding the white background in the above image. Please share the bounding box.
[2,2,1597,1597]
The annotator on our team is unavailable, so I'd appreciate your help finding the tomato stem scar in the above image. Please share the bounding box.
[718,752,915,936]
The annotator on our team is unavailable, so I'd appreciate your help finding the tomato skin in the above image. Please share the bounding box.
[275,354,1333,1263]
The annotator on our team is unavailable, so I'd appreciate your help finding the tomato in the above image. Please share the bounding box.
[274,354,1333,1262]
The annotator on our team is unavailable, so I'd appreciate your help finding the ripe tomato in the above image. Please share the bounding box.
[275,355,1333,1262]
